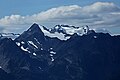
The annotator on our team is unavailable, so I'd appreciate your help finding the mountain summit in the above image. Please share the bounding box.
[27,23,43,33]
[15,23,45,42]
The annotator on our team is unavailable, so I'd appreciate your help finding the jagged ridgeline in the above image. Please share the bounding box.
[0,23,120,80]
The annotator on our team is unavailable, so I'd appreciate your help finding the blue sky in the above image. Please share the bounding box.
[0,0,120,18]
[0,0,120,34]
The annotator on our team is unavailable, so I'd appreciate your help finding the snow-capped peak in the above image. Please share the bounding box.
[40,25,70,40]
[40,24,91,40]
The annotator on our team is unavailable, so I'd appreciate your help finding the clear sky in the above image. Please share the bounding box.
[0,0,120,34]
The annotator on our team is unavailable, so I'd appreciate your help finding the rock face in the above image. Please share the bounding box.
[0,23,120,80]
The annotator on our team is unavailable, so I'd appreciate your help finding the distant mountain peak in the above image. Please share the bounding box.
[40,24,95,40]
[50,24,91,35]
[0,33,20,40]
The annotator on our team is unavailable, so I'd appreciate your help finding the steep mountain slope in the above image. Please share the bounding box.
[0,68,14,80]
[51,32,120,80]
[0,23,120,80]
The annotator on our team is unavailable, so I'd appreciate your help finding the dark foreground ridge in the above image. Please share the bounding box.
[0,23,120,80]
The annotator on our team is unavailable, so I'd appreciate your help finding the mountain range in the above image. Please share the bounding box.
[0,23,120,80]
